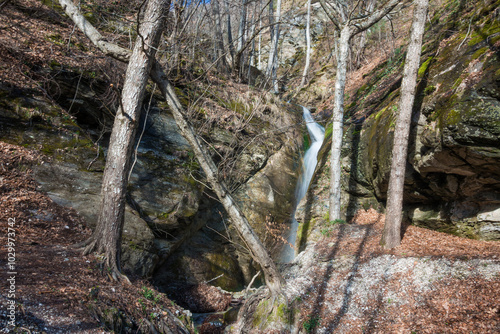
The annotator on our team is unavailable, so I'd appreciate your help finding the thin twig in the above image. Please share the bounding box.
[245,270,261,295]
[457,12,475,50]
[204,273,224,284]
[128,83,156,182]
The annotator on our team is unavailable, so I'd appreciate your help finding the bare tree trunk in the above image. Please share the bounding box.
[63,0,170,278]
[58,0,283,294]
[149,64,284,295]
[266,0,281,92]
[320,0,403,222]
[381,0,428,249]
[237,0,248,52]
[224,0,235,60]
[257,10,262,70]
[212,0,228,71]
[247,11,256,82]
[354,0,375,67]
[300,0,312,88]
[329,25,350,221]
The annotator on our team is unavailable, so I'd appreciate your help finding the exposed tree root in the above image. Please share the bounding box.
[73,234,131,284]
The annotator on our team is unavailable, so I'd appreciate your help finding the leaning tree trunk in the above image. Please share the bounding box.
[58,0,283,295]
[150,64,284,295]
[381,0,428,249]
[328,25,351,221]
[68,0,170,278]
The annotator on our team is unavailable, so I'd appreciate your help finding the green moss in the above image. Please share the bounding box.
[252,299,269,327]
[472,47,488,60]
[491,35,500,45]
[276,303,288,318]
[468,20,500,46]
[374,106,388,121]
[445,109,461,125]
[46,33,65,46]
[418,57,434,78]
[451,78,463,90]
[424,85,437,95]
[252,297,291,328]
[205,253,242,291]
[323,122,333,139]
[296,218,316,253]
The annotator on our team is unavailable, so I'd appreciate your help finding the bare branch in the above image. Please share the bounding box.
[318,0,341,30]
[351,0,403,35]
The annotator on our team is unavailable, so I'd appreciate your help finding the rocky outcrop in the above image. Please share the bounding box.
[297,0,500,241]
[1,65,304,291]
[154,105,304,291]
[341,0,500,240]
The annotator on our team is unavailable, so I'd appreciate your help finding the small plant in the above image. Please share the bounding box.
[138,298,147,314]
[424,85,436,95]
[142,286,155,300]
[330,218,346,225]
[320,228,331,237]
[303,315,320,333]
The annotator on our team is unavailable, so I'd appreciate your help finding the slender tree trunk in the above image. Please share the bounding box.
[329,25,351,221]
[247,12,256,82]
[224,0,235,61]
[237,0,248,52]
[212,0,228,71]
[237,0,248,78]
[257,12,262,70]
[74,0,169,278]
[320,0,402,222]
[266,0,281,92]
[381,0,428,249]
[300,0,312,88]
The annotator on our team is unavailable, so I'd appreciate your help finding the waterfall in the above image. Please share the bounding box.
[281,106,325,263]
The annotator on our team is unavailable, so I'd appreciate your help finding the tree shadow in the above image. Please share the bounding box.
[297,216,376,333]
[346,121,366,221]
[322,223,373,333]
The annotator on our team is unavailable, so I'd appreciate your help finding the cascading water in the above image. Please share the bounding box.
[281,106,325,263]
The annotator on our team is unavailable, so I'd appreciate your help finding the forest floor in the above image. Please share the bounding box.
[0,141,499,333]
[0,142,193,333]
[282,209,500,334]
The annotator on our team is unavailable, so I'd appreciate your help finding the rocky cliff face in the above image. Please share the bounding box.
[297,0,500,241]
[0,65,303,288]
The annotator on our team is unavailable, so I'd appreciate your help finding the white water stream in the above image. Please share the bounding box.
[281,106,325,263]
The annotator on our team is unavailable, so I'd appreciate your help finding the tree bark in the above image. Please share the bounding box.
[224,0,235,60]
[236,0,248,53]
[300,0,312,88]
[211,0,228,71]
[266,0,281,93]
[381,0,428,249]
[328,25,350,221]
[150,64,284,295]
[321,0,404,221]
[68,0,170,277]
